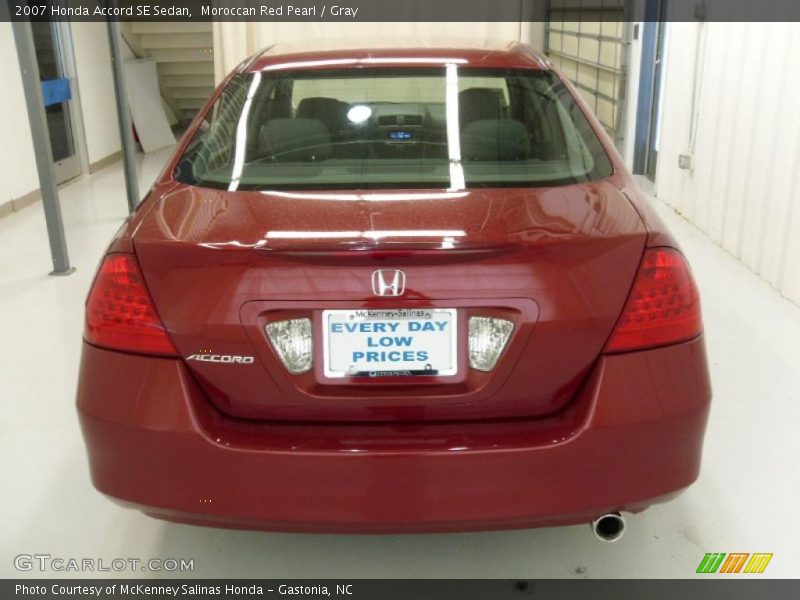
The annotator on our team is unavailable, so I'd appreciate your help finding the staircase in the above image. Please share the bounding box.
[121,22,214,123]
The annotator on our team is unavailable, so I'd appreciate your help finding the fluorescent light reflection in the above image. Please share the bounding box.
[228,72,262,192]
[265,230,466,240]
[261,57,468,71]
[263,191,469,202]
[445,63,465,191]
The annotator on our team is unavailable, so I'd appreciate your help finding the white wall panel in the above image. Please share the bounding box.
[0,22,40,204]
[0,22,122,208]
[656,22,800,306]
[71,22,121,166]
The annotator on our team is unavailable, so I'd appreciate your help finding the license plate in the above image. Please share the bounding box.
[322,308,457,378]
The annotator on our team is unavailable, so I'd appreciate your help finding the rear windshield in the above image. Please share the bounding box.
[174,67,613,191]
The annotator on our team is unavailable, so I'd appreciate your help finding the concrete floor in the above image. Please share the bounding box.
[1,149,799,579]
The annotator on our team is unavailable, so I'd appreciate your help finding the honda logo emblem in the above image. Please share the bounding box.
[371,270,406,297]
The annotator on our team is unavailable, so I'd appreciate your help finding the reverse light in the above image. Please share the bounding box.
[266,318,313,373]
[606,247,702,353]
[85,254,177,356]
[468,317,514,371]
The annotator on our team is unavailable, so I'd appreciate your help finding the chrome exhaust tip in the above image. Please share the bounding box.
[591,512,626,542]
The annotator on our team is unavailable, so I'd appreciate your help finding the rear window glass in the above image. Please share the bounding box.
[174,67,613,191]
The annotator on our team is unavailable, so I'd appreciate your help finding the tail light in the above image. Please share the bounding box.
[84,254,177,356]
[605,247,702,353]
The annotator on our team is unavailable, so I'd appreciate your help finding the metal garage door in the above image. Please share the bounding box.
[545,0,629,149]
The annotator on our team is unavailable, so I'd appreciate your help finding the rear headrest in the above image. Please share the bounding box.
[296,97,348,134]
[258,118,332,161]
[461,119,531,162]
[297,97,345,119]
[459,88,505,127]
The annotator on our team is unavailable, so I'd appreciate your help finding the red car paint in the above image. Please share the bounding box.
[77,41,711,532]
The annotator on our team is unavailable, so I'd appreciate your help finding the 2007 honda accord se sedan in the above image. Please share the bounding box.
[77,40,711,538]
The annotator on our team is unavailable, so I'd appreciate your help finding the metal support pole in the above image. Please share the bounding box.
[106,18,139,214]
[12,20,75,276]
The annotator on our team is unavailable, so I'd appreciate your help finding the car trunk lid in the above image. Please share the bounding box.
[133,181,646,422]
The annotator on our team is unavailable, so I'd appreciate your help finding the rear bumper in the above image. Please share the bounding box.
[77,337,711,533]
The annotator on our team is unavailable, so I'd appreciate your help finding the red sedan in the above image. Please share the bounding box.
[77,41,710,539]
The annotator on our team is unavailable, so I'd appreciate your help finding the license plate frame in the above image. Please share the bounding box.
[322,308,458,379]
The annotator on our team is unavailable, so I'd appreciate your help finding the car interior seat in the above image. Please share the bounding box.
[460,119,531,162]
[458,88,507,128]
[258,118,332,162]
